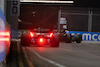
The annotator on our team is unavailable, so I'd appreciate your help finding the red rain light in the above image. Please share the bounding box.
[39,38,43,42]
[50,33,53,37]
[30,32,34,37]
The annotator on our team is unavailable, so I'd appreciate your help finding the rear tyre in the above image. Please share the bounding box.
[75,34,82,43]
[21,33,31,46]
[64,33,72,43]
[50,36,59,47]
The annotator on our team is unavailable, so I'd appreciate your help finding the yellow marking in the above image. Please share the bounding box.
[17,43,24,67]
[22,47,34,67]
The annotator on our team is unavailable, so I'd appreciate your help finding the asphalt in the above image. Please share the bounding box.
[6,41,100,67]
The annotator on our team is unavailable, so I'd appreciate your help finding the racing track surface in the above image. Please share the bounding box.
[7,40,100,67]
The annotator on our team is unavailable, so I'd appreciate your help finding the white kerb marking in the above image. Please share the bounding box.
[27,48,67,67]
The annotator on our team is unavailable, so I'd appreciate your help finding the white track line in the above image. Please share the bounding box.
[27,47,67,67]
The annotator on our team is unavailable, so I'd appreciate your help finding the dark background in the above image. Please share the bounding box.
[19,0,100,32]
[19,5,58,29]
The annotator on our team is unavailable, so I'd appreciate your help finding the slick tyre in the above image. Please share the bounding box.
[50,36,59,47]
[21,33,31,46]
[64,33,72,43]
[75,34,82,43]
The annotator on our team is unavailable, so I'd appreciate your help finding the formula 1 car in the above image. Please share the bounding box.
[59,29,82,43]
[21,29,59,47]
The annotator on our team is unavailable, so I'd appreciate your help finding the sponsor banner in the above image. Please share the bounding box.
[67,31,100,41]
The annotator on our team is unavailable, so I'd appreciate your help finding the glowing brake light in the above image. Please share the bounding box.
[0,32,10,41]
[39,38,43,42]
[50,33,53,37]
[0,38,9,41]
[30,32,34,37]
[0,32,10,36]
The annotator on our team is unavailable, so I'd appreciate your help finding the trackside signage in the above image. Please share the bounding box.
[8,0,20,16]
[67,31,100,41]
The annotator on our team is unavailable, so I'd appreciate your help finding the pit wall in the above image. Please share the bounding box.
[68,31,100,41]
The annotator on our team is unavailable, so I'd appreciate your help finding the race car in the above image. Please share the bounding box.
[59,29,82,43]
[21,29,59,47]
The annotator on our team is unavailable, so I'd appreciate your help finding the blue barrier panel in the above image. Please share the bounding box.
[11,29,18,39]
[67,31,100,41]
